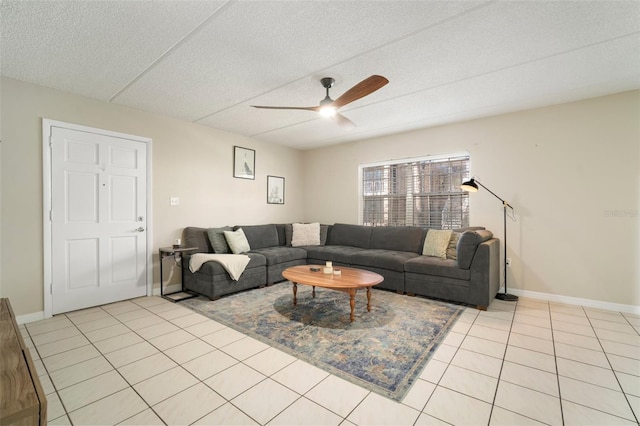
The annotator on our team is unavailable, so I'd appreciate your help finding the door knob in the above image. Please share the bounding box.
[135,227,145,232]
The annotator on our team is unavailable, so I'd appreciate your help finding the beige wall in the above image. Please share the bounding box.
[302,91,640,307]
[0,77,305,316]
[2,76,638,315]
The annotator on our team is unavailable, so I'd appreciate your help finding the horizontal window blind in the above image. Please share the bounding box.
[360,154,470,229]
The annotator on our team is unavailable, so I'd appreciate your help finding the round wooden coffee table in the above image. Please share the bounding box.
[282,265,384,322]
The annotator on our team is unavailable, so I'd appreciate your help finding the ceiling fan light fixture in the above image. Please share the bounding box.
[319,105,337,117]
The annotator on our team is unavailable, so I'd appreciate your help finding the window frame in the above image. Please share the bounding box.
[358,152,470,229]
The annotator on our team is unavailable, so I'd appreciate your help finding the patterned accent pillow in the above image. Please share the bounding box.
[223,228,251,254]
[291,222,321,247]
[422,229,453,259]
[446,231,461,260]
[207,226,232,253]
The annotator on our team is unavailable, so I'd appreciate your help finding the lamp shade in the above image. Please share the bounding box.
[461,178,479,192]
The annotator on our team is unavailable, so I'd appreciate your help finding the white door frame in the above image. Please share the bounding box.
[42,119,153,319]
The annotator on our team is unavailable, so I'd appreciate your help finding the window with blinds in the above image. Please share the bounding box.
[360,154,470,229]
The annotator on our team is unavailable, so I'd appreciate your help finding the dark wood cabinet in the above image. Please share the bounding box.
[0,298,47,425]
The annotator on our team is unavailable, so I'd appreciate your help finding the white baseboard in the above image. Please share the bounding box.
[17,285,179,324]
[507,287,640,315]
[16,311,45,325]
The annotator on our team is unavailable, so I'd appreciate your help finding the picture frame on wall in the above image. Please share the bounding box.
[233,146,255,179]
[267,175,285,204]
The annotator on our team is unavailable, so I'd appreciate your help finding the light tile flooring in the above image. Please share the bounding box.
[19,290,640,425]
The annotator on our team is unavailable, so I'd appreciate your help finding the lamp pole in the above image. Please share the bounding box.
[461,178,518,301]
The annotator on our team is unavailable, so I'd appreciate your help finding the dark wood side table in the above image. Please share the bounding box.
[159,246,198,302]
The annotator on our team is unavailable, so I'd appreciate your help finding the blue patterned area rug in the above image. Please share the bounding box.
[182,282,464,401]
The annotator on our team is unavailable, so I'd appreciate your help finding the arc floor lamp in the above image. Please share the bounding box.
[461,178,518,301]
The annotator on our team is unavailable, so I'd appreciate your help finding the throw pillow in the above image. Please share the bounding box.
[422,229,452,259]
[285,223,328,246]
[291,222,321,247]
[223,228,251,254]
[446,231,461,260]
[207,226,232,254]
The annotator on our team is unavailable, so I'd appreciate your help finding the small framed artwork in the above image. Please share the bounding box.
[233,146,255,179]
[267,175,285,204]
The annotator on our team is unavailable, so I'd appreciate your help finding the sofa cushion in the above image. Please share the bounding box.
[291,222,320,246]
[275,224,288,246]
[369,226,425,253]
[326,223,372,249]
[304,245,367,263]
[250,246,307,266]
[206,226,232,254]
[238,224,279,249]
[224,229,251,253]
[350,249,421,272]
[457,230,494,269]
[404,256,471,280]
[422,229,452,258]
[319,225,329,245]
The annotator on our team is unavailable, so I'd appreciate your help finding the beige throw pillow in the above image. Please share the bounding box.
[446,231,461,260]
[291,222,321,247]
[223,228,251,254]
[422,229,453,259]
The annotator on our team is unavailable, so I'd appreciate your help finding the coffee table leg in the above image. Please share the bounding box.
[349,289,356,322]
[367,287,372,312]
[312,286,316,298]
[292,282,297,306]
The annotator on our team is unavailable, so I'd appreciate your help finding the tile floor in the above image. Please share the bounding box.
[19,290,640,425]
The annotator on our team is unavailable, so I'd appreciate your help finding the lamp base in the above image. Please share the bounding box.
[495,293,519,302]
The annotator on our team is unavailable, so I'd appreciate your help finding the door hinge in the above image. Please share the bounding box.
[49,210,52,221]
[50,283,53,294]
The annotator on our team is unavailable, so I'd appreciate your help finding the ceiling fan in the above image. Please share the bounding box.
[251,75,389,128]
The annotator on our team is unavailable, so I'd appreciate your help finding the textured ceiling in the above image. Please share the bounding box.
[2,1,639,150]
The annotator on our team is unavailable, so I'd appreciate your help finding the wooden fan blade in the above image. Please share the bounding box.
[333,113,356,129]
[331,75,389,109]
[251,105,319,111]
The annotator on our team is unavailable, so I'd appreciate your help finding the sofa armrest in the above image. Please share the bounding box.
[457,230,494,269]
[182,227,213,254]
[468,238,501,308]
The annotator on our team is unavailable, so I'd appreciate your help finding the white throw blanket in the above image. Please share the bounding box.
[189,253,251,281]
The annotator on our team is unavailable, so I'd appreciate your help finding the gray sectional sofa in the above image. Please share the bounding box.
[181,223,500,309]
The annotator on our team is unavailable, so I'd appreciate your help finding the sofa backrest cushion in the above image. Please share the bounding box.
[237,224,280,250]
[370,226,426,253]
[457,229,494,269]
[182,227,213,253]
[327,223,372,249]
[275,224,288,246]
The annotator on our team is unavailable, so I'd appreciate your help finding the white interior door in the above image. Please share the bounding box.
[50,126,148,314]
